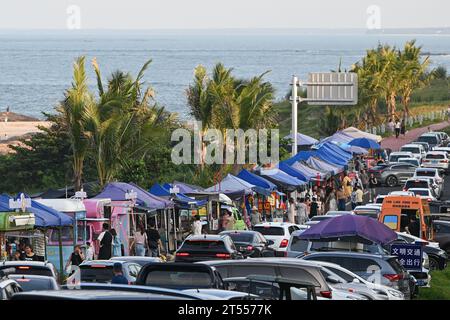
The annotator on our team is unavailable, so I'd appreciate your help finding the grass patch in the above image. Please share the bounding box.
[417,266,450,300]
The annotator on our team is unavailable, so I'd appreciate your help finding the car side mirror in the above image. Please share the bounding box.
[352,278,361,284]
[326,276,342,284]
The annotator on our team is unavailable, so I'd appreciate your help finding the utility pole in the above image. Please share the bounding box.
[291,76,300,157]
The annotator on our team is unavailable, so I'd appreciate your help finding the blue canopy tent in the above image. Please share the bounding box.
[305,157,344,176]
[94,182,174,210]
[319,131,354,145]
[333,142,369,155]
[315,148,349,167]
[348,137,381,150]
[257,168,307,191]
[149,184,207,209]
[283,150,317,166]
[319,142,352,160]
[205,174,254,195]
[165,181,205,194]
[278,162,309,182]
[290,161,330,181]
[237,169,277,191]
[284,133,318,146]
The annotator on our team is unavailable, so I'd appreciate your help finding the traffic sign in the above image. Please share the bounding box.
[390,243,422,271]
[306,72,358,105]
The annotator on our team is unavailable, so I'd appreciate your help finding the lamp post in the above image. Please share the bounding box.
[169,186,180,251]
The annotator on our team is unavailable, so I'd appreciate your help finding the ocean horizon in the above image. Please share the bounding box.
[1,29,450,120]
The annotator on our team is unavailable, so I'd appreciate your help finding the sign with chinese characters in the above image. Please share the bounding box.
[390,243,423,270]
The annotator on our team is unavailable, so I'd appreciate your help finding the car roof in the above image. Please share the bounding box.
[254,222,297,227]
[8,274,56,281]
[220,230,258,235]
[11,290,188,300]
[401,144,421,148]
[186,234,227,241]
[110,256,161,262]
[0,261,53,268]
[415,168,438,172]
[183,288,258,299]
[421,133,439,137]
[303,251,395,260]
[408,188,431,191]
[199,257,322,268]
[426,151,447,155]
[80,260,126,266]
[391,151,413,155]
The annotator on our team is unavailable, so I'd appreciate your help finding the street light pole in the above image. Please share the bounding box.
[291,76,299,157]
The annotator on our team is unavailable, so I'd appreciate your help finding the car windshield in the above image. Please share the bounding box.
[80,265,114,283]
[290,238,309,253]
[389,155,403,162]
[182,240,226,251]
[401,147,419,153]
[411,190,429,196]
[225,233,254,243]
[416,171,435,177]
[418,136,438,144]
[309,240,382,254]
[0,266,53,277]
[253,226,285,236]
[426,154,445,159]
[144,270,213,288]
[11,277,55,291]
[405,181,428,189]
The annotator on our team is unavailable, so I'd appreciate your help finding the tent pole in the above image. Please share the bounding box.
[58,227,64,284]
[164,209,169,254]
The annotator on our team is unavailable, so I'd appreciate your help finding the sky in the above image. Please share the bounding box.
[0,0,449,30]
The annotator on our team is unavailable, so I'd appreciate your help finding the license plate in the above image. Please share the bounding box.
[432,160,438,164]
[416,280,426,286]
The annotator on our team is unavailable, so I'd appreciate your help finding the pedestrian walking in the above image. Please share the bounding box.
[350,187,358,210]
[132,225,148,257]
[360,169,369,191]
[355,186,364,206]
[336,186,347,211]
[97,223,113,260]
[368,173,378,203]
[395,120,401,138]
[111,228,122,257]
[192,215,203,235]
[250,206,262,228]
[297,198,308,225]
[111,263,129,285]
[388,119,395,133]
[309,197,319,218]
[146,223,162,257]
[342,172,352,200]
[287,198,296,223]
[65,245,84,273]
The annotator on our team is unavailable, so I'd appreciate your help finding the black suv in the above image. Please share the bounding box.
[219,230,275,258]
[175,234,244,262]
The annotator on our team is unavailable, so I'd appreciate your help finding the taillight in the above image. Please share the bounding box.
[17,266,30,270]
[441,160,448,163]
[383,274,403,282]
[280,239,289,248]
[216,253,231,259]
[320,291,333,299]
[427,198,432,202]
[176,252,190,257]
[246,245,254,251]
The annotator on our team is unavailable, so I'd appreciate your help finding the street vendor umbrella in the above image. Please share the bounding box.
[298,214,396,245]
[348,137,381,150]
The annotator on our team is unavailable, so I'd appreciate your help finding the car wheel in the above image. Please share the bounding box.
[386,175,398,187]
[428,256,440,271]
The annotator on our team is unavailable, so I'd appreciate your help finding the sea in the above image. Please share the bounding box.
[1,29,450,120]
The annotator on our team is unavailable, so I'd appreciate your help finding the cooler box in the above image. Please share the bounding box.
[0,212,35,231]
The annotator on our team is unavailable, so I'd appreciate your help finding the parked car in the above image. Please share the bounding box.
[408,188,437,202]
[368,162,417,187]
[432,131,450,145]
[200,258,333,299]
[388,152,414,164]
[301,252,415,299]
[307,260,405,300]
[136,262,226,290]
[400,144,426,160]
[433,220,450,256]
[375,195,387,204]
[10,290,193,300]
[411,141,430,153]
[110,256,163,267]
[0,261,58,282]
[422,151,449,173]
[389,191,415,197]
[182,289,260,300]
[8,274,59,292]
[223,275,319,300]
[0,269,22,300]
[219,230,276,257]
[325,211,354,216]
[398,157,420,167]
[432,147,450,156]
[353,206,381,219]
[396,232,448,271]
[417,133,441,149]
[175,234,244,262]
[66,260,142,284]
[252,222,301,256]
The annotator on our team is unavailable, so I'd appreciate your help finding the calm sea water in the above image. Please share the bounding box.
[1,30,450,120]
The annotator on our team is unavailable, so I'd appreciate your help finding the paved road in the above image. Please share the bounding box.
[381,121,450,152]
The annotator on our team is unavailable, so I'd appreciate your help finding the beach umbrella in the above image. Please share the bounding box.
[348,137,381,150]
[298,214,397,245]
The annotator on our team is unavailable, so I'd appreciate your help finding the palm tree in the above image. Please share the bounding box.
[59,56,93,191]
[398,41,430,116]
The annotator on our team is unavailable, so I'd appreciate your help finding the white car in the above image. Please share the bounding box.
[432,147,450,155]
[408,188,437,202]
[413,168,444,186]
[253,222,301,256]
[400,144,426,160]
[422,151,449,172]
[374,195,387,204]
[389,152,414,163]
[312,261,404,300]
[388,190,415,197]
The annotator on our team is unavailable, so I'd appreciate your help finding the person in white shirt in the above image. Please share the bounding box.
[192,215,203,235]
[85,241,95,260]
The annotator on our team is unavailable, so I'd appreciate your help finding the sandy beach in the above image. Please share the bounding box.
[0,120,52,154]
